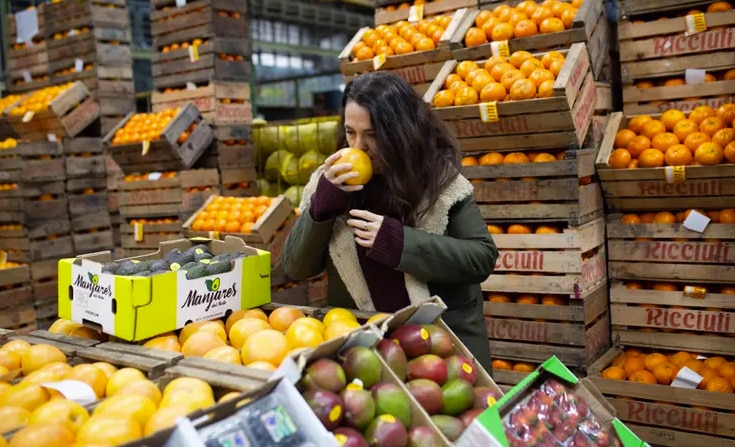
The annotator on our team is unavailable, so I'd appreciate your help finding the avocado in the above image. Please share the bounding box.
[179,261,198,272]
[184,244,210,256]
[206,261,231,275]
[116,260,145,275]
[133,270,152,277]
[185,264,209,280]
[163,248,181,263]
[194,251,213,262]
[211,253,240,263]
[102,262,119,274]
[150,259,170,272]
[174,251,196,265]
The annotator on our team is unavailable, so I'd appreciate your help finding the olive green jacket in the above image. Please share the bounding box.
[281,168,498,372]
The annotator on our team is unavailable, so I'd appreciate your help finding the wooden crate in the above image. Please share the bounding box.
[151,81,252,126]
[64,137,106,178]
[120,221,183,251]
[618,9,735,87]
[338,8,471,95]
[182,194,294,246]
[18,140,65,183]
[104,103,214,173]
[67,177,108,217]
[0,143,23,184]
[6,5,49,93]
[617,0,727,18]
[20,181,70,224]
[589,346,735,447]
[152,39,251,90]
[0,219,74,265]
[0,98,23,139]
[606,213,735,284]
[462,148,603,224]
[485,279,611,371]
[595,112,735,211]
[450,0,609,80]
[0,263,35,332]
[622,79,735,116]
[7,82,101,140]
[150,0,248,52]
[592,81,613,150]
[425,43,596,152]
[375,0,477,26]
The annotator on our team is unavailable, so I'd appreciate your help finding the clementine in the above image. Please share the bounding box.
[615,129,637,149]
[640,119,666,139]
[664,144,693,166]
[638,149,665,167]
[725,141,735,163]
[694,142,724,165]
[514,19,538,38]
[609,148,632,169]
[519,58,545,77]
[716,103,735,125]
[684,132,711,152]
[712,128,734,147]
[629,370,657,384]
[508,79,537,100]
[689,105,716,125]
[492,359,513,371]
[509,51,534,69]
[480,82,507,102]
[700,116,726,136]
[628,115,652,133]
[672,119,698,142]
[652,362,677,385]
[484,55,507,73]
[455,86,479,105]
[627,135,652,158]
[651,132,679,151]
[465,27,488,47]
[601,366,626,380]
[490,22,514,41]
[661,109,686,130]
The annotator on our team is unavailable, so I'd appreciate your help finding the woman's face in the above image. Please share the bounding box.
[344,101,382,173]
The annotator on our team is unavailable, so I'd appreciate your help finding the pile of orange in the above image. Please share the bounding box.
[161,38,207,53]
[51,26,90,40]
[433,49,565,107]
[7,83,75,115]
[619,208,735,225]
[462,150,565,166]
[631,1,732,23]
[54,63,94,77]
[157,7,241,20]
[624,280,735,295]
[0,223,22,231]
[465,0,583,47]
[492,359,537,373]
[123,171,177,182]
[190,195,273,234]
[351,14,452,61]
[222,181,251,190]
[637,69,735,90]
[0,96,22,112]
[601,348,735,393]
[487,292,569,305]
[486,222,562,234]
[0,260,24,270]
[609,105,735,169]
[0,183,18,191]
[127,218,179,226]
[380,0,429,12]
[111,109,180,146]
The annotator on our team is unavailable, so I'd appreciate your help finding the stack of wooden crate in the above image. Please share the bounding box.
[44,0,135,135]
[5,4,50,93]
[105,154,124,258]
[0,263,35,333]
[616,0,735,115]
[148,0,255,197]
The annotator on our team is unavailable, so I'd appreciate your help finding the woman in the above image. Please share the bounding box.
[281,71,497,372]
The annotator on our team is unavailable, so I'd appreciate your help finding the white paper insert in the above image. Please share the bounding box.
[685,69,706,85]
[683,210,710,233]
[671,366,703,389]
[41,380,98,405]
[14,9,39,45]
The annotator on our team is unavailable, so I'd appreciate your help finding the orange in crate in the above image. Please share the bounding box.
[191,195,274,234]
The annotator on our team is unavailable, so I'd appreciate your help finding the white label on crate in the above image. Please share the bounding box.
[490,40,511,58]
[186,82,197,91]
[683,210,710,233]
[147,172,163,181]
[22,111,34,123]
[372,53,386,71]
[41,380,97,405]
[408,5,424,23]
[685,13,707,35]
[15,9,39,45]
[21,69,32,83]
[188,45,199,63]
[75,58,84,73]
[663,165,686,184]
[671,366,703,389]
[70,261,116,335]
[175,0,187,7]
[697,355,708,360]
[47,133,57,142]
[175,262,243,327]
[134,223,144,242]
[478,102,499,123]
[685,68,706,85]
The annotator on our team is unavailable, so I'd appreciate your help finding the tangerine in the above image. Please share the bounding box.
[664,144,693,166]
[684,132,711,152]
[638,148,665,167]
[609,148,632,169]
[627,135,652,158]
[672,119,698,142]
[628,115,652,133]
[661,109,686,130]
[695,142,724,165]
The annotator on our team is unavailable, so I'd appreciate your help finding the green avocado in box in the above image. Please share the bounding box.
[57,236,271,342]
[456,356,650,447]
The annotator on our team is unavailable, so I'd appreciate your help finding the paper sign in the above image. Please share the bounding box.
[478,102,499,123]
[490,40,511,58]
[22,111,34,123]
[14,9,39,45]
[41,380,98,405]
[147,172,163,181]
[75,58,84,73]
[683,210,711,233]
[47,133,57,142]
[0,250,7,265]
[685,68,706,85]
[663,165,686,184]
[188,45,199,63]
[141,140,151,156]
[408,5,424,23]
[685,13,707,34]
[175,0,187,6]
[186,82,197,91]
[671,366,703,389]
[22,69,32,83]
[372,53,386,70]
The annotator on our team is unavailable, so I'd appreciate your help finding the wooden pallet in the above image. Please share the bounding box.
[451,0,609,80]
[606,214,735,284]
[425,43,596,152]
[151,81,252,126]
[618,10,735,84]
[595,112,735,211]
[104,103,214,173]
[151,0,248,47]
[589,347,735,447]
[462,147,603,224]
[338,9,470,95]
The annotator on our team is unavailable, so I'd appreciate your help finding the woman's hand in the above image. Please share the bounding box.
[323,151,364,193]
[347,209,384,248]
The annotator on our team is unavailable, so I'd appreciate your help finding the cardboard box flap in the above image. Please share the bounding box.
[377,296,448,333]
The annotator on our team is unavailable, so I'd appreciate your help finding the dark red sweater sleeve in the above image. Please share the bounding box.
[367,216,404,269]
[309,174,350,222]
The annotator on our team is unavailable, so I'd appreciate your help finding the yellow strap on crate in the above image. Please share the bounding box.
[490,40,510,58]
[141,140,151,156]
[208,231,220,240]
[189,45,199,63]
[408,5,424,23]
[0,250,6,265]
[683,286,707,299]
[134,223,144,242]
[478,102,499,123]
[664,165,686,184]
[685,13,707,34]
[373,53,386,71]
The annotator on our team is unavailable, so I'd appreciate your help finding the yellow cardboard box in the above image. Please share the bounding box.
[58,236,271,341]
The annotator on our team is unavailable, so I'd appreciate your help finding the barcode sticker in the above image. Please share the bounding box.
[478,102,499,123]
[373,53,386,70]
[188,45,199,63]
[490,40,511,58]
[408,5,424,23]
[664,165,686,184]
[134,223,144,242]
[685,13,707,34]
[22,111,34,123]
[141,140,151,156]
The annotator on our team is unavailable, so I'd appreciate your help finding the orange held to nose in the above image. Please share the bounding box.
[334,148,373,186]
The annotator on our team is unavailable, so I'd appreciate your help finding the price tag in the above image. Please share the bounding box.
[0,250,7,265]
[664,165,686,184]
[685,13,707,34]
[175,0,186,6]
[188,45,199,63]
[147,172,163,181]
[372,53,386,70]
[683,210,711,233]
[134,223,144,242]
[186,82,197,91]
[41,380,97,405]
[22,70,32,83]
[141,140,151,156]
[47,133,57,142]
[490,40,511,58]
[208,231,220,240]
[75,58,84,73]
[22,111,34,123]
[478,102,499,123]
[408,5,424,23]
[685,68,706,85]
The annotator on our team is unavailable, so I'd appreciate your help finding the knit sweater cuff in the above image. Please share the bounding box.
[368,216,404,269]
[310,174,350,222]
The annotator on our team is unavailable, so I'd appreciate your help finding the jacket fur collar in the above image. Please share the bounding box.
[300,166,474,311]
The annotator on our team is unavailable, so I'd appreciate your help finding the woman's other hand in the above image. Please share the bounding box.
[323,151,364,193]
[347,209,384,248]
